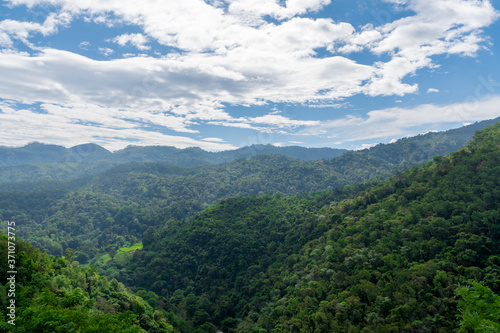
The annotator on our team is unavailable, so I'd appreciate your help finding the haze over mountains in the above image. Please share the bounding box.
[0,142,347,167]
[0,117,498,186]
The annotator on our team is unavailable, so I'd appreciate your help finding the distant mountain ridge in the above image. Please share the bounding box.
[0,117,498,185]
[0,142,347,167]
[2,116,498,168]
[0,142,347,184]
[0,142,112,165]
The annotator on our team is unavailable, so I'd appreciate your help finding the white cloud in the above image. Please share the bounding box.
[98,47,114,56]
[427,88,439,93]
[228,0,331,21]
[345,0,499,95]
[1,0,496,106]
[79,41,90,50]
[300,94,500,143]
[202,137,226,142]
[249,114,320,128]
[0,101,236,151]
[0,0,498,149]
[0,32,12,48]
[355,143,378,150]
[0,11,71,47]
[203,113,321,133]
[109,33,150,50]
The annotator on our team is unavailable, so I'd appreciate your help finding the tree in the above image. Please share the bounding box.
[456,281,500,332]
[65,248,75,263]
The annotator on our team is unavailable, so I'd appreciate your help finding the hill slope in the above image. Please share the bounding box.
[0,232,175,332]
[0,143,347,184]
[117,122,500,332]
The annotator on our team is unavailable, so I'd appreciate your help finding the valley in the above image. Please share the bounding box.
[1,120,500,332]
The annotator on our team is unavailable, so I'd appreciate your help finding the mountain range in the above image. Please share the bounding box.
[0,118,499,332]
[0,117,498,185]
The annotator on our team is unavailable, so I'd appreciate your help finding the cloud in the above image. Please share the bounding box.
[0,45,372,125]
[0,0,498,149]
[0,11,71,47]
[228,0,332,21]
[202,137,226,142]
[0,100,236,151]
[98,47,114,56]
[203,112,321,134]
[78,41,90,50]
[344,0,499,95]
[109,33,150,50]
[355,143,378,150]
[2,1,496,106]
[299,94,500,143]
[427,88,439,93]
[249,114,320,128]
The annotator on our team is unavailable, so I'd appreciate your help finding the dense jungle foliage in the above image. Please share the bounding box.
[0,232,175,332]
[115,122,500,332]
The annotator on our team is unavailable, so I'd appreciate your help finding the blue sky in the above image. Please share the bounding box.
[0,0,499,151]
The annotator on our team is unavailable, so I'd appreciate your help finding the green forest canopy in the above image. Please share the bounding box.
[116,122,500,332]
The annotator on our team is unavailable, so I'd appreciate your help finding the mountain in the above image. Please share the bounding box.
[0,142,346,167]
[67,143,113,162]
[213,144,348,161]
[0,143,347,184]
[0,117,498,184]
[115,122,500,332]
[0,142,69,165]
[0,142,113,166]
[0,118,499,265]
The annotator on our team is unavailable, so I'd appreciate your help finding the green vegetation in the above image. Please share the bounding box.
[456,281,500,332]
[0,142,348,184]
[1,119,499,332]
[116,122,500,331]
[95,242,143,266]
[0,234,175,332]
[120,242,143,253]
[1,119,496,270]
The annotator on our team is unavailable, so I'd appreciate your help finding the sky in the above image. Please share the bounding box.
[0,0,499,151]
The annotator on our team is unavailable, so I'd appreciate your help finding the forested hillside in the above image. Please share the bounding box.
[0,232,175,332]
[116,123,500,332]
[0,143,347,184]
[0,119,498,271]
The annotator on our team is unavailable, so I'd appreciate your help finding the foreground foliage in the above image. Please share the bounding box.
[0,235,175,332]
[456,281,500,332]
